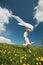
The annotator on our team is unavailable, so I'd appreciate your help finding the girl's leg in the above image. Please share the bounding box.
[26,45,32,53]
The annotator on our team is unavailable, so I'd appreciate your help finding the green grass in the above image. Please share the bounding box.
[0,43,43,65]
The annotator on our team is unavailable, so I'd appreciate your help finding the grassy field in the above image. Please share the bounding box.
[0,43,43,65]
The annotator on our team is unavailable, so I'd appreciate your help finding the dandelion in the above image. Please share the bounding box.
[25,54,26,57]
[10,59,13,62]
[40,57,43,61]
[39,62,41,65]
[21,56,24,59]
[24,57,27,60]
[20,59,22,63]
[27,64,30,65]
[36,57,43,62]
[3,51,6,54]
[8,51,11,54]
[36,62,38,65]
[39,57,40,59]
[9,56,11,59]
[1,64,4,65]
[36,58,39,61]
[15,54,17,56]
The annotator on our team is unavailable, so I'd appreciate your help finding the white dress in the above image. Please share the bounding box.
[24,31,30,46]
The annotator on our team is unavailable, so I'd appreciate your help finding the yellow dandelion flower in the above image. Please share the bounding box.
[24,57,27,60]
[39,62,41,65]
[1,64,4,65]
[36,58,39,61]
[5,50,6,52]
[3,51,6,54]
[15,54,17,56]
[9,57,11,59]
[13,51,15,54]
[21,56,24,59]
[39,57,41,59]
[40,57,43,61]
[25,54,26,57]
[8,51,11,54]
[20,59,22,63]
[27,64,30,65]
[36,62,38,65]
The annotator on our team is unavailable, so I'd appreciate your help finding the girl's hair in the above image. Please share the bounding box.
[25,28,29,31]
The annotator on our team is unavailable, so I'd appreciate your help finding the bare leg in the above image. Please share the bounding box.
[26,45,32,53]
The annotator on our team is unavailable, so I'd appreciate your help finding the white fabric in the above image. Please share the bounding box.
[24,37,34,46]
[24,37,30,45]
[24,31,34,46]
[12,15,34,31]
[24,31,28,38]
[24,31,30,46]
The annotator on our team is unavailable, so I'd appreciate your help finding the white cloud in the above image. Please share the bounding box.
[0,7,14,44]
[34,0,43,27]
[0,23,6,32]
[0,6,12,32]
[0,36,14,44]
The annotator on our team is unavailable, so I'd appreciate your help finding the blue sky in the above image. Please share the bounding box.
[0,0,43,46]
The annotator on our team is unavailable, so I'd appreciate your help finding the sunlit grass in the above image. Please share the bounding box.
[0,43,43,65]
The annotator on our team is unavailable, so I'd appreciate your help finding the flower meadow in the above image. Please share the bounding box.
[0,43,43,65]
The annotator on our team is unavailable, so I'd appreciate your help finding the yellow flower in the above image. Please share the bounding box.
[10,59,13,62]
[9,57,11,59]
[8,51,11,54]
[23,63,26,65]
[39,62,41,65]
[3,51,6,54]
[36,62,38,65]
[39,57,40,59]
[1,64,4,65]
[25,54,26,57]
[15,54,17,56]
[20,59,22,63]
[27,64,30,65]
[40,57,43,61]
[24,57,27,60]
[21,56,24,59]
[36,58,39,61]
[5,50,6,52]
